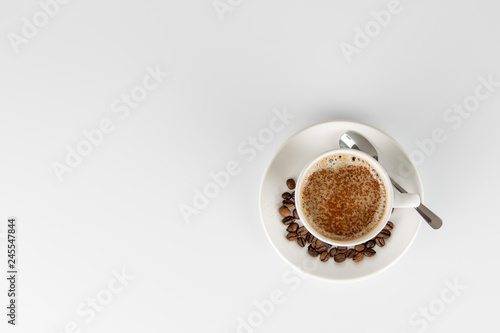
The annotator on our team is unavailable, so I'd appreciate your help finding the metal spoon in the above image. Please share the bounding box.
[339,131,442,229]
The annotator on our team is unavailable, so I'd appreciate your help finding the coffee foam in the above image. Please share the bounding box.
[299,152,388,241]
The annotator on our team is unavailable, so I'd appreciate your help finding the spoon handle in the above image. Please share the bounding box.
[390,178,443,229]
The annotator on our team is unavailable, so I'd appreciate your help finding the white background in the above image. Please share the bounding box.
[1,0,499,332]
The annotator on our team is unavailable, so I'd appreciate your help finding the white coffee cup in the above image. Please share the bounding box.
[295,148,420,247]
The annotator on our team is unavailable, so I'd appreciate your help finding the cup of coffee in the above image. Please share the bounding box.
[295,148,420,247]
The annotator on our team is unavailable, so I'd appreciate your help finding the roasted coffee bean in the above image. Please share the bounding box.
[282,216,295,225]
[329,248,338,256]
[286,232,298,241]
[337,246,347,254]
[312,238,322,249]
[317,246,328,253]
[363,248,376,257]
[279,206,291,217]
[308,245,319,257]
[334,253,346,263]
[320,252,331,262]
[286,223,299,233]
[282,192,292,200]
[297,226,308,236]
[291,191,295,197]
[319,240,328,249]
[385,221,394,231]
[365,240,376,249]
[353,252,364,262]
[346,249,357,259]
[378,229,391,239]
[354,244,365,252]
[297,237,306,248]
[375,237,385,247]
[286,178,296,190]
[392,208,394,214]
[293,209,299,219]
[306,233,314,243]
[283,199,294,207]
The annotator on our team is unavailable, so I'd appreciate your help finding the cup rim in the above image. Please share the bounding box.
[295,148,394,247]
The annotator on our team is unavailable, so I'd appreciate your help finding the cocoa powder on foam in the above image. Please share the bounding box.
[300,153,387,241]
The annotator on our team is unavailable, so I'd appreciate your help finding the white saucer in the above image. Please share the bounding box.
[259,121,423,282]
